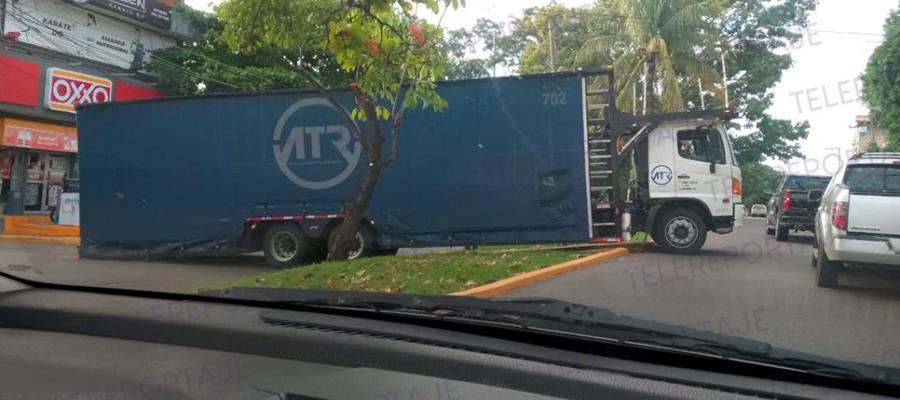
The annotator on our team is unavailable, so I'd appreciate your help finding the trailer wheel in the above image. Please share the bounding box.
[328,225,377,260]
[653,208,707,254]
[263,224,312,268]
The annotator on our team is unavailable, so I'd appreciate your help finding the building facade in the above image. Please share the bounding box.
[1,0,190,215]
[852,115,889,154]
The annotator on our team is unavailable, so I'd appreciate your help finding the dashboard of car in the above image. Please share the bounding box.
[0,276,894,400]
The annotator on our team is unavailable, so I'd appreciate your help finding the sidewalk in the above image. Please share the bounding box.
[0,215,80,244]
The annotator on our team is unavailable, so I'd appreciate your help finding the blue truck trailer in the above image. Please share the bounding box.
[78,71,743,267]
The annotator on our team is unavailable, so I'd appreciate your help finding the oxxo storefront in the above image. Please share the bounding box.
[0,51,162,216]
[0,118,78,214]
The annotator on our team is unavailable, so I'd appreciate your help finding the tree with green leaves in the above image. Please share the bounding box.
[576,0,724,113]
[442,27,489,80]
[145,5,348,95]
[217,0,459,260]
[517,5,596,75]
[506,0,815,164]
[740,162,782,206]
[862,8,900,151]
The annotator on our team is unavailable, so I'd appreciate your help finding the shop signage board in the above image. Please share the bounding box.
[4,0,175,70]
[66,0,175,30]
[1,122,78,153]
[45,68,113,113]
[58,193,81,226]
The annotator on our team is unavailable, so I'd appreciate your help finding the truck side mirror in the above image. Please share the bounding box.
[709,162,716,173]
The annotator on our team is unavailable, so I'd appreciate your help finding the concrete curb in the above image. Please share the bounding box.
[452,247,630,298]
[0,235,80,245]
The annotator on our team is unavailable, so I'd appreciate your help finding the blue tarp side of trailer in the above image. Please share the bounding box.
[77,74,590,258]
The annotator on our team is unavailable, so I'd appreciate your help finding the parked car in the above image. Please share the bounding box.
[750,204,767,217]
[813,153,900,287]
[766,174,832,241]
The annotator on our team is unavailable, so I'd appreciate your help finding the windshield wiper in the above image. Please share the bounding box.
[205,288,900,385]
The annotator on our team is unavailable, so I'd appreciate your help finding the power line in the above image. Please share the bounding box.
[10,7,247,90]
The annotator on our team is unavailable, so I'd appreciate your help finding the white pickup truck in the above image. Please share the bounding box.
[813,152,900,287]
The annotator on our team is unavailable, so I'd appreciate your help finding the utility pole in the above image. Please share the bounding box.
[721,52,729,109]
[632,83,637,114]
[1,0,7,34]
[698,78,705,110]
[641,61,648,115]
[547,17,557,72]
[492,31,497,78]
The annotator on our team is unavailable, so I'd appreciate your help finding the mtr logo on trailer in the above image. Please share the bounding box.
[273,98,362,190]
[45,68,112,113]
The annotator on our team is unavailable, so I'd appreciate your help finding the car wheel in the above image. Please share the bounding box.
[775,214,789,242]
[811,240,818,267]
[263,224,312,268]
[815,244,841,287]
[653,208,707,254]
[328,225,377,260]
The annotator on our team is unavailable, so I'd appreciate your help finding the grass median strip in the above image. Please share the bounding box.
[195,246,592,295]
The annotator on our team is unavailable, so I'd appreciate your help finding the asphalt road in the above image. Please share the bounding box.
[0,242,273,292]
[3,220,900,366]
[0,243,463,292]
[507,218,900,366]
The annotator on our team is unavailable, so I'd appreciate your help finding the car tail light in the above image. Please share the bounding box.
[783,192,791,211]
[732,177,741,196]
[832,201,848,231]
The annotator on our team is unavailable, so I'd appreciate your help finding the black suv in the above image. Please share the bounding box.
[766,174,832,241]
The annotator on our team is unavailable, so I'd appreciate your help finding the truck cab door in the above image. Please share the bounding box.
[671,127,733,217]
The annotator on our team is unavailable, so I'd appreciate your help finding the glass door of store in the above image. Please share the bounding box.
[24,152,68,213]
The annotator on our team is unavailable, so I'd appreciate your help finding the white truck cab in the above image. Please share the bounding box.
[582,72,741,255]
[625,116,742,253]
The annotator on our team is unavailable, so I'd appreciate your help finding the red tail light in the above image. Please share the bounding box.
[783,192,791,211]
[832,201,848,231]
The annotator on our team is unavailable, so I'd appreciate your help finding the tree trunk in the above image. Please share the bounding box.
[327,96,384,261]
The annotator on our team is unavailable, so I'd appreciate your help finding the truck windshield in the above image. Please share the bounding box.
[845,165,900,196]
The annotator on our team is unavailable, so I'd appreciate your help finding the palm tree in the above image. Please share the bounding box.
[577,0,724,113]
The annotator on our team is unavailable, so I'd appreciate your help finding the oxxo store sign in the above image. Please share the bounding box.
[44,68,113,113]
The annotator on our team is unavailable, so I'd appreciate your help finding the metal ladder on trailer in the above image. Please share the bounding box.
[583,73,620,243]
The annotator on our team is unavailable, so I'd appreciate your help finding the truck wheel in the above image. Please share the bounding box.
[263,224,312,268]
[328,225,377,260]
[654,208,707,254]
[815,244,841,287]
[775,214,789,242]
[766,224,775,235]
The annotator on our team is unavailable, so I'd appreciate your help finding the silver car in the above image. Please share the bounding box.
[750,204,767,217]
[813,153,900,287]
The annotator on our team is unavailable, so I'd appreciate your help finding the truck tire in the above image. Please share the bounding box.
[775,214,789,242]
[263,224,312,268]
[328,225,377,260]
[653,208,707,254]
[766,224,775,235]
[815,244,841,287]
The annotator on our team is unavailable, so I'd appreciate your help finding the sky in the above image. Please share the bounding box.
[186,0,897,175]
